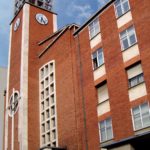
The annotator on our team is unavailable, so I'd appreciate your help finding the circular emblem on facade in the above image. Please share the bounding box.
[36,13,48,25]
[14,18,21,31]
[8,90,20,117]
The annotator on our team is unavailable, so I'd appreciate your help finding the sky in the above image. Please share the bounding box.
[0,0,109,67]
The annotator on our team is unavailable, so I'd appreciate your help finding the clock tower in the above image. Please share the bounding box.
[4,1,57,150]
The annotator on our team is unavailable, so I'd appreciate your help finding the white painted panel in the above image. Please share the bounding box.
[90,33,101,49]
[20,3,30,150]
[53,14,57,32]
[117,11,132,28]
[97,100,110,116]
[94,65,106,80]
[122,44,140,62]
[129,83,147,101]
[98,84,109,103]
[127,64,142,79]
[4,25,12,150]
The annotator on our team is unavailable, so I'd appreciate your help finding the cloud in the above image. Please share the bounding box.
[97,0,110,8]
[66,2,93,24]
[54,0,94,26]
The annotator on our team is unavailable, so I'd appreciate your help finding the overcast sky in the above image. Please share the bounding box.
[0,0,109,67]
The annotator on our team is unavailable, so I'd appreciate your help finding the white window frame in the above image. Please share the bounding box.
[131,102,150,131]
[114,0,130,18]
[119,26,137,51]
[99,118,113,142]
[88,18,100,39]
[92,48,104,70]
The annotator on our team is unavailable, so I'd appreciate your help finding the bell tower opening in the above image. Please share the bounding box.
[14,0,53,16]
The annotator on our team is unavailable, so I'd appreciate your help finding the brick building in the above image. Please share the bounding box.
[3,0,150,150]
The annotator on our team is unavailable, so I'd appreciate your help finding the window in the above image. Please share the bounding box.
[89,18,100,39]
[115,0,130,18]
[132,103,150,130]
[99,118,113,142]
[129,73,144,88]
[92,48,104,70]
[127,63,144,88]
[97,83,109,104]
[120,26,137,50]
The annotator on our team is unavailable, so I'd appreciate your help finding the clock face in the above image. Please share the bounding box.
[36,13,48,25]
[8,91,20,117]
[14,18,21,31]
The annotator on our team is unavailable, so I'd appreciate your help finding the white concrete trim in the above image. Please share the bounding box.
[4,25,12,150]
[117,11,132,28]
[129,83,147,101]
[11,89,15,150]
[90,33,101,49]
[39,60,58,147]
[20,3,30,150]
[93,64,106,81]
[53,14,57,32]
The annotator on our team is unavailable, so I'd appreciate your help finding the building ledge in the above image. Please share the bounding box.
[102,131,150,149]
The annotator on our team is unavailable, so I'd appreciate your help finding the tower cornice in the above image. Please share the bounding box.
[11,1,57,25]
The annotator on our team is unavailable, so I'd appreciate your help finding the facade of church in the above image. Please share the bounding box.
[3,0,150,150]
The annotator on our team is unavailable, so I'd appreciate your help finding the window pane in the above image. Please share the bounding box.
[106,118,113,140]
[100,128,106,142]
[142,112,150,127]
[106,127,113,140]
[100,121,106,142]
[90,30,95,39]
[116,5,123,17]
[89,18,100,39]
[98,49,104,66]
[139,74,144,83]
[120,30,127,39]
[115,0,121,7]
[133,107,140,115]
[141,103,150,127]
[92,52,97,59]
[122,0,130,13]
[134,113,142,130]
[141,103,149,113]
[100,121,105,129]
[93,58,98,69]
[132,107,142,130]
[122,38,129,50]
[129,34,136,45]
[130,77,138,87]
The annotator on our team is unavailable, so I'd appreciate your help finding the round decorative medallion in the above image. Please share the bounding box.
[14,18,21,31]
[36,13,48,25]
[8,91,20,117]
